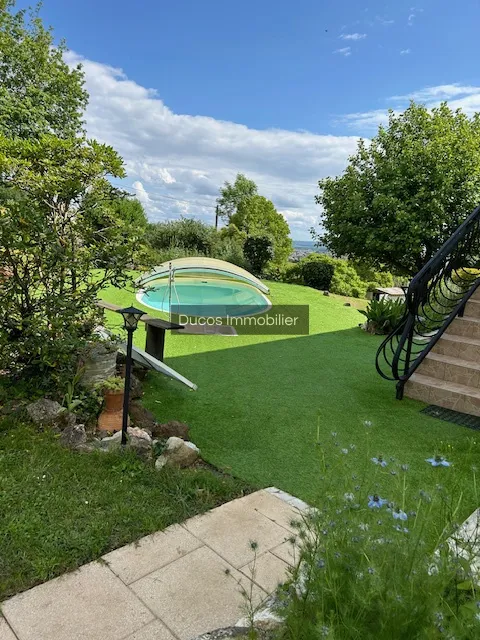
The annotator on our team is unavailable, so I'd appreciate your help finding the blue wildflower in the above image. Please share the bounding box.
[344,492,355,502]
[368,495,388,509]
[317,558,325,569]
[393,524,409,533]
[368,567,375,575]
[341,448,349,455]
[371,456,387,467]
[426,455,451,467]
[401,464,409,472]
[392,508,408,521]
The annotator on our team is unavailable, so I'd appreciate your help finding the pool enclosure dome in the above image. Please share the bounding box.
[135,257,270,294]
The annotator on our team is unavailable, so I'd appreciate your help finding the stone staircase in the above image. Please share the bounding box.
[405,291,480,416]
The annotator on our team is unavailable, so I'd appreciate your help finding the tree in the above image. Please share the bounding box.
[0,0,87,139]
[231,195,292,264]
[315,102,480,276]
[0,2,143,390]
[244,235,274,275]
[216,173,258,222]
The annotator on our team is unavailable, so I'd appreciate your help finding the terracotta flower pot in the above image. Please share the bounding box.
[97,390,124,434]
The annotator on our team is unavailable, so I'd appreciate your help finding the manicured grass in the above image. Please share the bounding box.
[0,422,252,600]
[101,279,479,518]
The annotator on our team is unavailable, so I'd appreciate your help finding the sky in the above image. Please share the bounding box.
[26,0,480,239]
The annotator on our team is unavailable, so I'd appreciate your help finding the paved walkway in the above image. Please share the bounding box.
[0,488,307,640]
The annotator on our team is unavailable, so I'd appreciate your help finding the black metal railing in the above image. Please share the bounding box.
[376,204,480,398]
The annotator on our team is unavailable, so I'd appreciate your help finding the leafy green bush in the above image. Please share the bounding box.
[148,218,216,255]
[359,298,406,334]
[278,427,480,639]
[243,235,274,275]
[301,259,335,290]
[263,262,303,283]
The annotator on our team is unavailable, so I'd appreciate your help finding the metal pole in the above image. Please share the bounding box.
[121,328,133,446]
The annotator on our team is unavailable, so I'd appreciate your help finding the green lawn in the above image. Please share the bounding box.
[0,424,251,599]
[101,280,479,516]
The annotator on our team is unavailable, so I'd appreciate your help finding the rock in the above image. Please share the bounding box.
[99,426,152,460]
[152,420,190,440]
[26,399,75,431]
[80,341,118,389]
[129,374,143,400]
[323,290,330,296]
[155,436,200,470]
[129,401,156,433]
[60,423,87,450]
[191,629,251,639]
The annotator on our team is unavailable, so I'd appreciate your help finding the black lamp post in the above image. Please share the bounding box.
[117,306,144,445]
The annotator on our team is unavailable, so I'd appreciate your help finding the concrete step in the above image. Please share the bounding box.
[446,315,480,339]
[432,332,480,363]
[465,298,480,319]
[469,287,480,303]
[421,352,480,388]
[405,373,480,417]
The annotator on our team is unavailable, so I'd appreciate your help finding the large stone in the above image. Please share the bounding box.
[155,436,200,470]
[26,399,75,431]
[152,420,190,440]
[129,374,143,400]
[80,341,118,389]
[59,423,87,450]
[99,427,152,460]
[129,402,157,433]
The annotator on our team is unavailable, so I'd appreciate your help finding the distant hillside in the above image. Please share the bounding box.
[290,240,328,261]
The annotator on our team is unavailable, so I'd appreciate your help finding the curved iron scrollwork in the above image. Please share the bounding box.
[376,204,480,397]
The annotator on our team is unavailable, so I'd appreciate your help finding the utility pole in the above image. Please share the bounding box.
[215,205,219,230]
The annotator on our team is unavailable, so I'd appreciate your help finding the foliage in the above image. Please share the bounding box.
[97,376,125,393]
[298,255,368,297]
[216,173,258,222]
[0,2,141,392]
[300,259,335,291]
[243,235,274,274]
[0,420,252,599]
[359,298,406,334]
[0,0,87,139]
[263,262,303,283]
[278,428,480,639]
[147,217,217,256]
[315,102,480,276]
[231,195,293,264]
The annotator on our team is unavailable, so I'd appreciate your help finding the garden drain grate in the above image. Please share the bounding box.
[421,405,480,430]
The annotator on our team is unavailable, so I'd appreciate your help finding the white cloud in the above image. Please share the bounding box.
[392,84,480,101]
[400,49,411,55]
[340,33,367,40]
[334,47,351,57]
[131,180,150,205]
[339,83,480,133]
[65,51,359,238]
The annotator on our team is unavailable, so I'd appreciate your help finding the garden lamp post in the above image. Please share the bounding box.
[117,306,144,445]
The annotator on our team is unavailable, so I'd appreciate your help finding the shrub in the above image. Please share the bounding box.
[301,259,335,290]
[243,235,274,275]
[359,298,406,334]
[148,218,216,255]
[278,427,480,639]
[264,262,303,283]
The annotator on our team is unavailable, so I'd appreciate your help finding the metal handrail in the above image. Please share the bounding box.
[375,204,480,398]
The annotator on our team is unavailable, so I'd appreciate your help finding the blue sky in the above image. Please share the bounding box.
[29,0,480,238]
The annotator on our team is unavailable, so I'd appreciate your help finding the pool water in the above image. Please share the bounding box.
[138,278,271,317]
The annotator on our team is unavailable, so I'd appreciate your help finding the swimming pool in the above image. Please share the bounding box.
[137,278,271,318]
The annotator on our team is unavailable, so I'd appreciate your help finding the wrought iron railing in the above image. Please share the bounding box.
[376,204,480,398]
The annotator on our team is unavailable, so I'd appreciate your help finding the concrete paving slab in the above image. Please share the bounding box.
[184,498,290,568]
[103,523,203,584]
[270,539,301,567]
[123,620,177,640]
[0,618,17,640]
[2,562,154,640]
[240,552,290,593]
[239,490,302,532]
[130,546,267,640]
